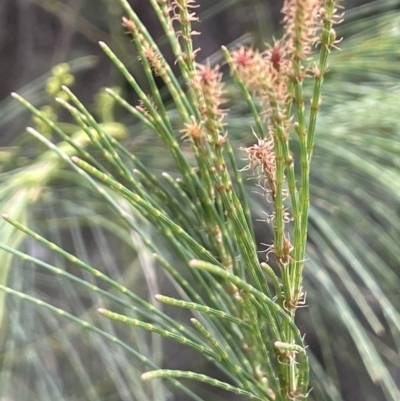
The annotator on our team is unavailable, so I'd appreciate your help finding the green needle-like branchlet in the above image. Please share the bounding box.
[1,214,190,336]
[141,369,265,401]
[0,285,206,401]
[11,92,106,172]
[155,294,251,330]
[70,156,224,266]
[98,308,220,361]
[190,317,260,394]
[189,259,304,344]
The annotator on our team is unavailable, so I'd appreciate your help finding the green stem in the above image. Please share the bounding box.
[142,369,264,401]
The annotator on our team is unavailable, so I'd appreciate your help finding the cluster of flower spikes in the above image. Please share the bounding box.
[232,0,330,269]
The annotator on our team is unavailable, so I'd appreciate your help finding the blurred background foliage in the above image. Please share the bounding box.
[0,0,400,400]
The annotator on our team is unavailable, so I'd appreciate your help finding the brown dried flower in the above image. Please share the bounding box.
[242,136,277,201]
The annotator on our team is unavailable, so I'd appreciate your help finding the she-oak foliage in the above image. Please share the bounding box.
[1,0,345,400]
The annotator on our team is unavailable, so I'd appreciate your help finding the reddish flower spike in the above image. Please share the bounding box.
[270,44,281,71]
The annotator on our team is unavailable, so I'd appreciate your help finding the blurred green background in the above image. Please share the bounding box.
[1,1,400,401]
